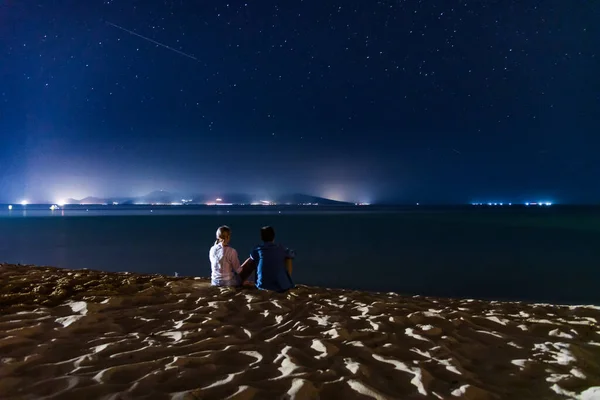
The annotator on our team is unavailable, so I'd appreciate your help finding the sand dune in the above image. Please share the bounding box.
[1,264,599,399]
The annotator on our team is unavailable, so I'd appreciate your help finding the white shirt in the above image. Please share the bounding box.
[209,243,241,285]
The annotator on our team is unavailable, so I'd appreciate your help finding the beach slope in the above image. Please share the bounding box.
[1,264,599,399]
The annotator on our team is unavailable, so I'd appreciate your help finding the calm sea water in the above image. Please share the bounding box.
[1,205,599,305]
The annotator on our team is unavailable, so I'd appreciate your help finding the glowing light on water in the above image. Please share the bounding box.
[8,205,12,210]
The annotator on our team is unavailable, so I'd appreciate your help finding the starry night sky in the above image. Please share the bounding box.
[1,0,599,204]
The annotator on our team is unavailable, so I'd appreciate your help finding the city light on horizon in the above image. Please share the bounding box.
[473,201,553,207]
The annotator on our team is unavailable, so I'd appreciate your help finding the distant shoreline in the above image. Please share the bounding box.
[5,203,600,208]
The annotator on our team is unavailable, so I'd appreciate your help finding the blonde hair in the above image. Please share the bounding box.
[215,225,231,245]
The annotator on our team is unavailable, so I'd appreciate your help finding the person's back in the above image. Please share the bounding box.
[248,226,295,292]
[209,226,241,287]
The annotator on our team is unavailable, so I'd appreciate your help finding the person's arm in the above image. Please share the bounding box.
[284,247,295,275]
[284,258,293,275]
[231,249,242,274]
[208,246,217,275]
[208,246,216,263]
[238,257,256,283]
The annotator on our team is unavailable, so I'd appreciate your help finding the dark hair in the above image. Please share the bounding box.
[260,226,276,242]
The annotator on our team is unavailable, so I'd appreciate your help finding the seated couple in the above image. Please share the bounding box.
[209,225,295,293]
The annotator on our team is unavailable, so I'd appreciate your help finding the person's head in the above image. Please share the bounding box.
[260,226,275,242]
[215,225,232,245]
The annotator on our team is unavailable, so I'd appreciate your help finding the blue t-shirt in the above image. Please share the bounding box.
[250,242,295,292]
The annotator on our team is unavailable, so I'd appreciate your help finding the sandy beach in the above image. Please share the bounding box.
[1,264,599,399]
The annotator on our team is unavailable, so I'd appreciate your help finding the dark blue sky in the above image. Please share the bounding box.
[1,0,599,204]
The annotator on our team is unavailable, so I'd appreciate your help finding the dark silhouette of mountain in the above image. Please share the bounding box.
[64,197,106,204]
[206,193,254,204]
[196,193,349,205]
[137,190,180,204]
[102,191,176,205]
[79,196,107,204]
[110,190,184,205]
[275,193,352,205]
[59,191,349,205]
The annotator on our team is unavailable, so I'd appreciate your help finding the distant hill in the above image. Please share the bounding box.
[196,193,350,205]
[201,193,254,204]
[79,196,107,204]
[65,197,106,205]
[136,190,181,204]
[275,193,352,205]
[60,191,349,205]
[110,190,181,205]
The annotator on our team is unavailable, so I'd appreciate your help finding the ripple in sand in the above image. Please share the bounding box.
[2,264,600,399]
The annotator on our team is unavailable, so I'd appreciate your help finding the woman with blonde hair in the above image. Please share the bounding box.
[209,225,242,287]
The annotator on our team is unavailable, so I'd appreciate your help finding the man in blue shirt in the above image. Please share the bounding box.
[239,226,295,292]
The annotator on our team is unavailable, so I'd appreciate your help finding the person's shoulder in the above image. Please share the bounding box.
[227,246,238,254]
[276,243,293,251]
[210,243,223,252]
[208,244,219,258]
[281,245,296,258]
[250,244,263,258]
